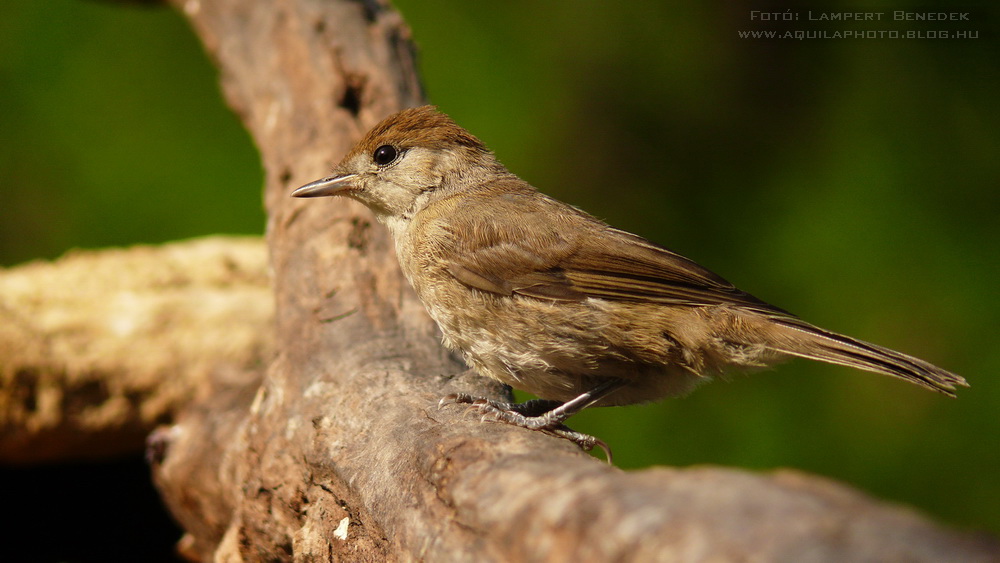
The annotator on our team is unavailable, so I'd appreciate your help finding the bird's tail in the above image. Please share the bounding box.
[764,317,967,396]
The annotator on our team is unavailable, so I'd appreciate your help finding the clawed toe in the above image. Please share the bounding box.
[542,425,613,463]
[438,393,468,409]
[440,393,512,410]
[437,393,614,463]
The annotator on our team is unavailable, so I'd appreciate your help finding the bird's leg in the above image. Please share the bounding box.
[439,379,626,461]
[441,378,625,429]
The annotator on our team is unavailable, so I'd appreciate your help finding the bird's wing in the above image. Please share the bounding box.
[442,193,787,314]
[550,228,783,312]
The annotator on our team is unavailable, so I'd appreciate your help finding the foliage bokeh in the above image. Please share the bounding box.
[2,0,997,537]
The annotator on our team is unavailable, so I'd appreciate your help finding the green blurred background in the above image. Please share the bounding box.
[2,0,997,540]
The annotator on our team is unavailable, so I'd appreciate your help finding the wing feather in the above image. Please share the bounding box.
[440,190,786,315]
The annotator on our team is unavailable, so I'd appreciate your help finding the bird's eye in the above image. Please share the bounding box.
[372,145,398,165]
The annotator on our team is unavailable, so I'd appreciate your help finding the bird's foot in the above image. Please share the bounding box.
[439,393,613,462]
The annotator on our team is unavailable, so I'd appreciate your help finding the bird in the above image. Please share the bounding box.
[292,105,967,456]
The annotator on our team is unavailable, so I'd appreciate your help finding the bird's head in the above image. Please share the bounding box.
[293,106,498,225]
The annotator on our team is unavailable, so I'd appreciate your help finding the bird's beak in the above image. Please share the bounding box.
[291,173,358,198]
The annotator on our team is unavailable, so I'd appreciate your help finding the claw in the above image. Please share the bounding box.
[438,392,468,409]
[593,439,613,464]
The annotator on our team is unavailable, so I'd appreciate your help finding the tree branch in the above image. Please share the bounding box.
[1,0,996,561]
[0,237,269,464]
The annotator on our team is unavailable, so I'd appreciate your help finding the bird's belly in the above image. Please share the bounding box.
[421,286,704,404]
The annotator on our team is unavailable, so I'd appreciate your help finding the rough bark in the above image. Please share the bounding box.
[1,0,997,561]
[0,237,269,464]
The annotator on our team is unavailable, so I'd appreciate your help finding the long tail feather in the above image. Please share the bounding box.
[767,318,968,396]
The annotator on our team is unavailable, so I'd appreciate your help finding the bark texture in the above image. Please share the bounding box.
[0,237,269,464]
[1,0,997,561]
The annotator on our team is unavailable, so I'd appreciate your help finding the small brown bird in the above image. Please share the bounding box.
[294,105,967,454]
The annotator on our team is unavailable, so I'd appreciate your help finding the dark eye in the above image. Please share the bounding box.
[372,144,398,165]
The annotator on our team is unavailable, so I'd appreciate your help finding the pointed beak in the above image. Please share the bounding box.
[291,173,358,198]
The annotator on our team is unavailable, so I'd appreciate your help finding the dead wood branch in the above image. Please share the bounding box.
[0,237,269,464]
[1,0,996,561]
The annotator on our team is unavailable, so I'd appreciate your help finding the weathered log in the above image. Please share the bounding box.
[1,0,996,560]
